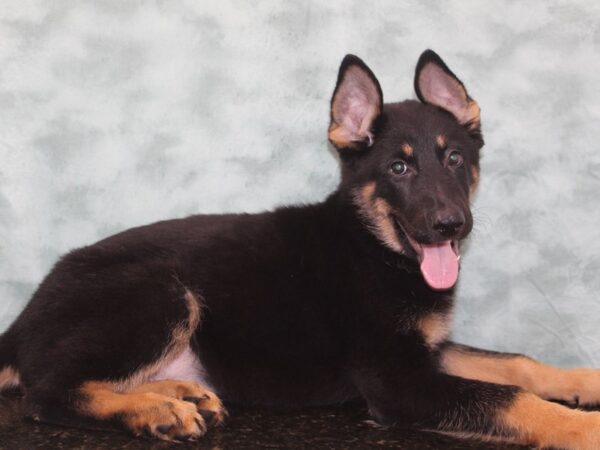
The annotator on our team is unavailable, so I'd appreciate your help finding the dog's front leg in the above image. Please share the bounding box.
[441,342,600,406]
[352,367,600,449]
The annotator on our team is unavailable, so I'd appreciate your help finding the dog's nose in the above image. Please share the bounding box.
[433,211,465,238]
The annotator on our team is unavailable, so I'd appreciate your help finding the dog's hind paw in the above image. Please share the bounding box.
[182,390,228,427]
[126,395,207,442]
[131,379,228,428]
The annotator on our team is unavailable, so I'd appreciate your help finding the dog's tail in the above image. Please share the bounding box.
[0,327,19,391]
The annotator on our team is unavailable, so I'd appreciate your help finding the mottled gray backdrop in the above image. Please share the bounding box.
[1,1,599,367]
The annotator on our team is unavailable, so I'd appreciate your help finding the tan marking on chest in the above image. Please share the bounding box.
[418,312,452,348]
[0,366,20,390]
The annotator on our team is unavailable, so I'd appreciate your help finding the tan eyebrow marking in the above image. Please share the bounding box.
[436,134,447,149]
[401,143,413,157]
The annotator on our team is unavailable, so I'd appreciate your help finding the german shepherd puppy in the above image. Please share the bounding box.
[1,50,600,448]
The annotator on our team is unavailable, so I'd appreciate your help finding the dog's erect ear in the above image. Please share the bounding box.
[328,55,383,150]
[414,50,480,131]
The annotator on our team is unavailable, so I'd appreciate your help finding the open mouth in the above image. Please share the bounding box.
[393,218,461,291]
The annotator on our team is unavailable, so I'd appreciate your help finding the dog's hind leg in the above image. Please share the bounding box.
[27,357,227,442]
[75,380,227,441]
[77,382,207,440]
[441,342,600,406]
[127,379,227,426]
[18,268,225,441]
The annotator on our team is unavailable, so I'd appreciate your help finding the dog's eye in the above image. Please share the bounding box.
[447,151,463,167]
[390,161,408,175]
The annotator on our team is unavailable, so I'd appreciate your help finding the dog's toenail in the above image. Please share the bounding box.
[194,417,206,432]
[199,410,216,425]
[183,396,202,405]
[156,424,173,435]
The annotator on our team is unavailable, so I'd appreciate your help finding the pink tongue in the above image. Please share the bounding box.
[419,242,459,290]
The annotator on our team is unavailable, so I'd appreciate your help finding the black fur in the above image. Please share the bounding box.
[0,50,522,439]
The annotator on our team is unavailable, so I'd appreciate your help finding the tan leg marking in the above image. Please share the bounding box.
[500,392,600,449]
[79,381,206,441]
[442,346,600,405]
[130,379,227,426]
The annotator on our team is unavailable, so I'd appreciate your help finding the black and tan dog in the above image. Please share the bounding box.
[1,50,600,448]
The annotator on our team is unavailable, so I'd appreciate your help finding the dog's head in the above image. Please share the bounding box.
[328,50,483,291]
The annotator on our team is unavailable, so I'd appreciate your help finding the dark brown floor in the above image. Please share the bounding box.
[0,391,530,450]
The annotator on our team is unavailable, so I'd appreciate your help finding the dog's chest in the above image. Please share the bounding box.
[417,309,453,349]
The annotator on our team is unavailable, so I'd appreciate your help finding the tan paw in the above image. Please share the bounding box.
[182,389,228,427]
[125,394,207,442]
[132,379,228,427]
